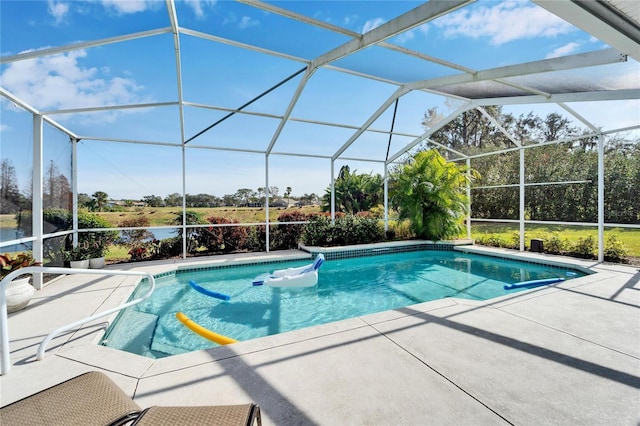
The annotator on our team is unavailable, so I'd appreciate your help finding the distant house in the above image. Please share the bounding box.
[109,200,147,208]
[270,198,288,208]
[240,201,264,208]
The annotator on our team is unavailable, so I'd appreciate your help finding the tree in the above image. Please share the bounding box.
[77,193,93,208]
[235,188,255,205]
[92,191,109,212]
[423,106,509,155]
[0,159,21,214]
[143,195,164,207]
[164,193,182,207]
[321,166,383,213]
[43,161,71,210]
[391,149,477,240]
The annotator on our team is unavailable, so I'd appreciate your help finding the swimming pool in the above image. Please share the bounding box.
[101,250,585,358]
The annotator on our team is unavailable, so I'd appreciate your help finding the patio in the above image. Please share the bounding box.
[1,247,639,425]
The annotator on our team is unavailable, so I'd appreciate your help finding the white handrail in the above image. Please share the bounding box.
[1,266,155,375]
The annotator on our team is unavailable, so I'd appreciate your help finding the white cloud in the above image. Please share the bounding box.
[0,49,151,122]
[47,0,69,24]
[545,42,580,59]
[433,1,575,45]
[362,17,385,34]
[223,12,259,29]
[100,0,154,14]
[184,0,217,19]
[0,124,9,132]
[239,16,259,29]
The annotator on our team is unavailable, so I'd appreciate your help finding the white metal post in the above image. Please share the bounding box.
[384,163,389,232]
[519,148,525,251]
[265,155,270,252]
[181,145,187,259]
[598,134,604,262]
[32,115,44,289]
[466,157,471,240]
[71,137,78,249]
[330,160,335,222]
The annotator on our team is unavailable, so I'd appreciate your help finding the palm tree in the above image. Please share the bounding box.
[284,186,292,207]
[92,191,109,212]
[392,149,477,240]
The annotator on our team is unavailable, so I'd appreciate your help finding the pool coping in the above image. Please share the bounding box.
[92,243,601,375]
[1,244,628,386]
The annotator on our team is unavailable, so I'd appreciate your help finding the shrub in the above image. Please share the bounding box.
[245,225,266,252]
[270,211,313,250]
[302,215,334,246]
[543,232,570,255]
[302,214,384,247]
[119,216,154,246]
[173,211,204,253]
[17,208,116,265]
[604,235,629,263]
[128,246,148,262]
[572,235,596,259]
[387,219,416,241]
[475,234,506,248]
[200,217,248,253]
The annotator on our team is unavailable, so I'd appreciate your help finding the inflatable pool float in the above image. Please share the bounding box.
[188,280,230,301]
[503,277,565,290]
[252,254,324,288]
[176,312,237,345]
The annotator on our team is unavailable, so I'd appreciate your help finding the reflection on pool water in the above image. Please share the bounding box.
[101,250,585,358]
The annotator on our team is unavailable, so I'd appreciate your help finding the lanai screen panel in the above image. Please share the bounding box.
[1,0,638,205]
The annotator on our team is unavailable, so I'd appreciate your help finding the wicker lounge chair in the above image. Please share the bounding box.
[0,371,261,426]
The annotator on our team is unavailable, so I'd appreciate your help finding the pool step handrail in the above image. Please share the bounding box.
[1,266,155,375]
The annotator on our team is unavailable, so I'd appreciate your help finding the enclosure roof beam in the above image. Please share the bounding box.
[40,102,179,116]
[476,107,521,147]
[557,103,601,133]
[240,0,477,75]
[534,0,640,61]
[1,87,77,139]
[424,137,467,160]
[265,66,316,155]
[332,86,411,161]
[0,28,171,64]
[310,0,472,70]
[387,102,477,164]
[165,0,187,144]
[475,88,640,105]
[408,48,626,91]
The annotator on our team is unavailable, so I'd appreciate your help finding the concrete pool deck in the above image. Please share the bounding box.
[1,246,639,425]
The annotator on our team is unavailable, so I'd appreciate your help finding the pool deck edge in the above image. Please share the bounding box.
[2,246,639,425]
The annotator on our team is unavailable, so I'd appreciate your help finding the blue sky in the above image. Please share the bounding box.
[1,0,638,200]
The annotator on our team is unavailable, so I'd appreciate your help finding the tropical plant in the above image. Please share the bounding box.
[91,191,109,211]
[62,243,92,262]
[0,253,41,280]
[322,166,383,214]
[391,149,477,241]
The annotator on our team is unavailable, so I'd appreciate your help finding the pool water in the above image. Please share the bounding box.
[101,251,584,358]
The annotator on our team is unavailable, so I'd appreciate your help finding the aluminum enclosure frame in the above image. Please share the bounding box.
[1,0,639,264]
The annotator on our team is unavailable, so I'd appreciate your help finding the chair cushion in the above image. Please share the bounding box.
[0,371,141,426]
[132,404,261,426]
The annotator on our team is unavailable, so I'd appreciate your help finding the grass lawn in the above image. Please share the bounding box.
[471,222,640,257]
[95,205,322,226]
